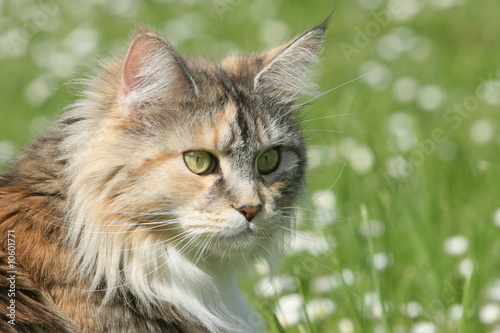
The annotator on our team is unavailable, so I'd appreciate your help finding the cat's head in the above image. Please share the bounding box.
[63,19,328,266]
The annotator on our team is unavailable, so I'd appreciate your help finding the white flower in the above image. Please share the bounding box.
[349,145,375,175]
[386,155,410,178]
[359,61,392,91]
[24,74,56,106]
[405,301,422,318]
[338,318,355,333]
[342,269,355,286]
[255,275,297,298]
[339,137,358,158]
[254,261,270,277]
[393,77,419,102]
[306,298,336,321]
[373,252,391,271]
[377,33,404,61]
[312,190,337,225]
[411,322,437,333]
[259,20,290,47]
[313,190,336,212]
[292,232,333,255]
[275,293,303,327]
[389,0,421,22]
[493,208,500,228]
[480,303,500,324]
[430,0,465,9]
[443,235,469,256]
[364,292,383,318]
[311,275,342,294]
[387,112,417,152]
[416,85,446,111]
[448,304,463,321]
[470,118,496,145]
[458,257,474,278]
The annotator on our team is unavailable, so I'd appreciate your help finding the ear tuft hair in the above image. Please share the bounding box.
[254,17,330,104]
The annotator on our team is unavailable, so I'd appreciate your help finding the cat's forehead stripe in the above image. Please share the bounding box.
[214,102,241,154]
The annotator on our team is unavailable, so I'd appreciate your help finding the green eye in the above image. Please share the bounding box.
[183,151,217,175]
[257,148,280,175]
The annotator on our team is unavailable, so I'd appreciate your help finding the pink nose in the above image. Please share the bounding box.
[235,205,262,222]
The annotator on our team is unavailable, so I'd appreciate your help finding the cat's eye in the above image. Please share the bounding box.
[183,151,217,175]
[257,148,280,175]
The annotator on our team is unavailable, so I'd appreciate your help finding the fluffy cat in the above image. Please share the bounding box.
[0,17,328,332]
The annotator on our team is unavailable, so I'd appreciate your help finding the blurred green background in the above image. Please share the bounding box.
[1,0,500,332]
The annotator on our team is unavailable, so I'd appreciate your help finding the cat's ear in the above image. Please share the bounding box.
[121,31,198,116]
[254,18,329,103]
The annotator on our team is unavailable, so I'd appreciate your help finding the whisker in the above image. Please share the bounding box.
[276,73,372,123]
[296,113,356,125]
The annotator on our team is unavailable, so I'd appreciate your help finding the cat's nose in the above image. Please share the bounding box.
[234,204,262,222]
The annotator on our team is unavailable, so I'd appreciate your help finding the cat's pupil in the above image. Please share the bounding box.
[183,151,216,175]
[257,148,280,175]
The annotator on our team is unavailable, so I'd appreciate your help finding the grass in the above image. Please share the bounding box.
[1,0,500,332]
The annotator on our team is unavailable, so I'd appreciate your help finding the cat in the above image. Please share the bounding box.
[0,16,329,333]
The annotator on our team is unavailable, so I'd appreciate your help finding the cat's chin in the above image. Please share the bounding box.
[190,223,264,258]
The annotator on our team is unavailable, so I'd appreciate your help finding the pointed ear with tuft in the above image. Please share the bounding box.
[254,18,329,104]
[121,31,198,116]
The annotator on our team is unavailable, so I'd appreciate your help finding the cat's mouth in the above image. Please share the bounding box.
[189,221,261,254]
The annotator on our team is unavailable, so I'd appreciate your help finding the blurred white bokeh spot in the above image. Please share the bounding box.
[404,301,422,318]
[306,298,336,321]
[64,24,100,57]
[458,257,474,278]
[342,268,355,286]
[255,275,297,298]
[377,33,404,61]
[259,20,290,47]
[448,304,464,321]
[359,60,392,91]
[411,322,437,333]
[338,318,355,333]
[349,145,375,175]
[443,235,469,256]
[311,274,342,294]
[416,85,446,111]
[275,293,303,327]
[373,252,391,271]
[480,303,500,324]
[389,0,421,22]
[386,155,410,178]
[393,76,419,102]
[493,208,500,228]
[470,118,496,145]
[24,74,56,106]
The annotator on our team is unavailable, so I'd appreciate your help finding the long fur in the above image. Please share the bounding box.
[0,18,329,332]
